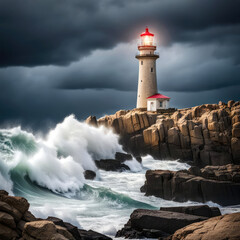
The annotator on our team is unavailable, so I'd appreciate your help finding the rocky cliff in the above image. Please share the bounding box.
[87,100,240,166]
[140,164,240,206]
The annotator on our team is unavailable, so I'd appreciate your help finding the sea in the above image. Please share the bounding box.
[0,115,239,238]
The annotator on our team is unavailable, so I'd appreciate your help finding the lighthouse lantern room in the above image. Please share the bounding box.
[136,27,170,111]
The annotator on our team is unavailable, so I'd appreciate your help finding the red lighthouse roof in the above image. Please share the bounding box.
[140,27,154,37]
[147,93,170,99]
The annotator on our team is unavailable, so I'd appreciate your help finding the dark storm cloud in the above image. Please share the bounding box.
[0,0,240,131]
[1,0,240,67]
[0,66,136,131]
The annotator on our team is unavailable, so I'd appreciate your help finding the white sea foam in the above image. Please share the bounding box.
[0,115,140,194]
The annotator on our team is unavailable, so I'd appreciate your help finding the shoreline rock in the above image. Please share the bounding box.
[0,191,112,240]
[169,212,240,240]
[160,205,221,218]
[116,207,221,239]
[86,100,240,167]
[141,164,240,206]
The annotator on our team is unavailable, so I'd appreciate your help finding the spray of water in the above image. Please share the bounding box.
[0,115,128,195]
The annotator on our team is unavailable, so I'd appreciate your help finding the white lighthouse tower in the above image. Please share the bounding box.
[136,27,170,111]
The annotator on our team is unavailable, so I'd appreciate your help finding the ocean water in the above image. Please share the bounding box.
[0,115,239,238]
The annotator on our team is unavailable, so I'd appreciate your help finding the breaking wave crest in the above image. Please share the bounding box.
[0,115,127,195]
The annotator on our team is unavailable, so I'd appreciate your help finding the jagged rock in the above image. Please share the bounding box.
[84,170,96,180]
[78,229,112,240]
[232,122,240,138]
[160,205,221,218]
[23,211,37,222]
[0,194,29,214]
[232,137,240,164]
[141,164,240,206]
[228,100,235,108]
[56,225,75,240]
[95,159,130,171]
[46,216,65,228]
[0,223,19,240]
[0,211,16,229]
[91,101,240,167]
[17,220,27,232]
[116,209,207,239]
[170,212,240,240]
[62,222,81,240]
[86,116,98,127]
[115,152,132,162]
[0,190,9,196]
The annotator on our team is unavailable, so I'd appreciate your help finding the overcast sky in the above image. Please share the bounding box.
[0,0,240,131]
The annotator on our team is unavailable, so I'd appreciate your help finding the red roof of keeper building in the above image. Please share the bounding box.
[147,93,170,99]
[140,27,154,37]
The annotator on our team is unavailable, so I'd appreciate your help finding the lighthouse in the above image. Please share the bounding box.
[136,27,170,111]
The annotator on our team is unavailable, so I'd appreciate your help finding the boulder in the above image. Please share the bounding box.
[95,159,130,171]
[141,165,240,206]
[0,211,16,229]
[78,229,112,240]
[0,190,9,196]
[22,220,60,240]
[0,223,19,240]
[23,211,37,222]
[84,170,96,180]
[61,222,81,240]
[46,216,65,228]
[116,209,207,239]
[115,152,132,162]
[160,205,221,218]
[170,212,240,240]
[56,225,75,240]
[0,195,29,214]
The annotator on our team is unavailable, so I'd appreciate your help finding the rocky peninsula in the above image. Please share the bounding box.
[87,100,240,167]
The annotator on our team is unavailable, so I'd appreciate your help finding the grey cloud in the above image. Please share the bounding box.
[1,0,240,67]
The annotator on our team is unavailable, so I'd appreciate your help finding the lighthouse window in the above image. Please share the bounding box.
[151,67,153,72]
[160,102,163,107]
[141,61,143,65]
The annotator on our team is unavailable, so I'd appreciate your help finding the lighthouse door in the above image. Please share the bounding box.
[150,102,155,111]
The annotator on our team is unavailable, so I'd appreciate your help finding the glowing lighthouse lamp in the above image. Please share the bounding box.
[136,27,170,111]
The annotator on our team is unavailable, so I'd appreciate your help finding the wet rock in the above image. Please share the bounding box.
[170,212,240,240]
[0,191,112,240]
[115,152,133,162]
[0,211,16,229]
[95,159,130,171]
[84,170,96,180]
[116,209,207,239]
[56,225,75,240]
[61,222,81,240]
[141,164,240,206]
[160,205,221,218]
[0,223,19,240]
[0,194,29,214]
[78,229,112,240]
[0,190,9,196]
[23,211,37,222]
